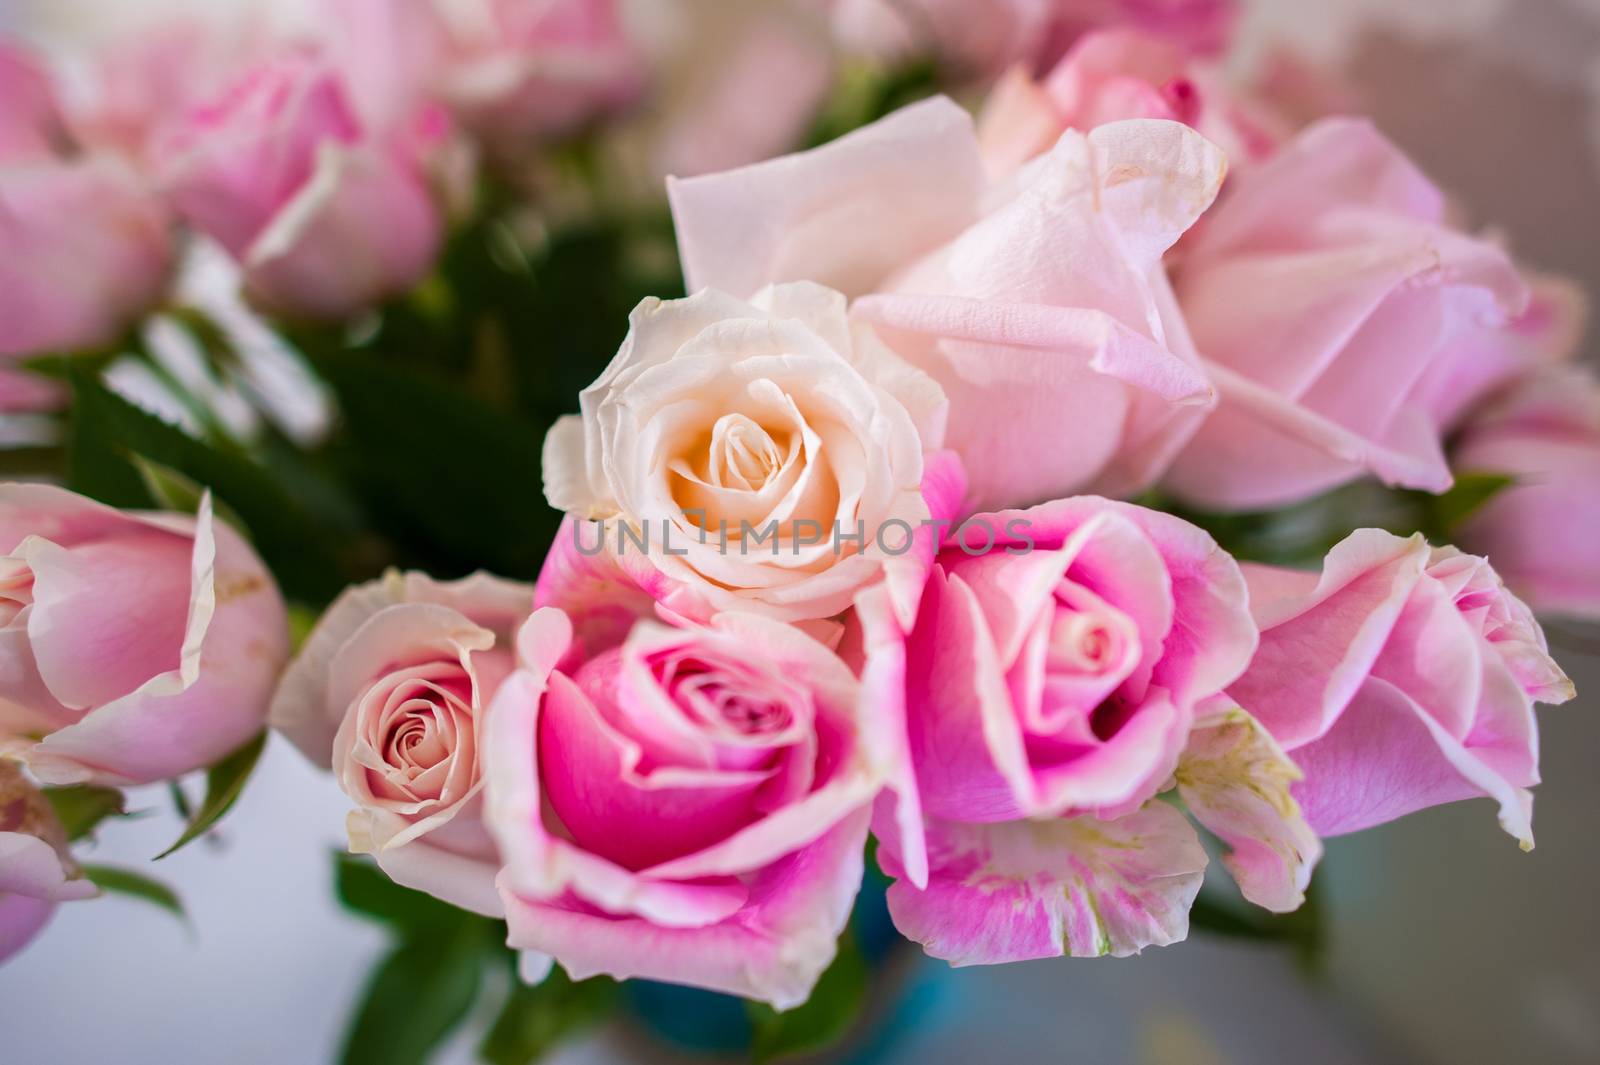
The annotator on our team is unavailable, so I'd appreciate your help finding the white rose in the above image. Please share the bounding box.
[541,282,948,623]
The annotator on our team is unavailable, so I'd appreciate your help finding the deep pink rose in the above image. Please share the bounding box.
[1455,362,1600,620]
[0,486,289,786]
[160,50,443,320]
[0,761,95,964]
[978,28,1287,178]
[0,42,65,162]
[670,99,1225,511]
[1232,530,1574,846]
[483,599,899,1007]
[271,571,532,915]
[1162,118,1534,510]
[866,496,1279,964]
[434,0,642,148]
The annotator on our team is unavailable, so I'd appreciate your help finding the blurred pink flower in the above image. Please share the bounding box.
[1455,358,1600,620]
[0,486,289,786]
[159,50,444,320]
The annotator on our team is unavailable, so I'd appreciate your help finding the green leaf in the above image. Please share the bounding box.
[128,453,250,538]
[43,785,126,841]
[80,864,186,922]
[334,852,472,933]
[1418,472,1516,539]
[155,731,266,860]
[479,967,618,1065]
[316,353,561,578]
[67,374,346,602]
[746,929,870,1063]
[340,927,485,1065]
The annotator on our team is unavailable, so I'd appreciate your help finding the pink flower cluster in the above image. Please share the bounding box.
[1,6,1592,1013]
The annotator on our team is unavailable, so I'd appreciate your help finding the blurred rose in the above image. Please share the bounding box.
[160,50,443,320]
[1163,118,1532,510]
[0,486,288,786]
[1232,530,1573,845]
[977,28,1287,178]
[0,760,96,964]
[1,42,173,358]
[270,571,532,915]
[1455,363,1600,620]
[671,100,1223,511]
[434,0,642,148]
[865,496,1259,964]
[0,158,174,357]
[541,282,949,624]
[827,0,1237,80]
[483,604,894,1007]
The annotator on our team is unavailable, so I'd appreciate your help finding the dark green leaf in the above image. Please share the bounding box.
[480,967,618,1065]
[128,453,251,538]
[66,374,346,601]
[1417,471,1516,539]
[43,785,126,841]
[155,731,266,859]
[1189,884,1327,978]
[81,864,186,922]
[340,926,485,1065]
[316,353,561,578]
[747,929,870,1063]
[333,852,474,933]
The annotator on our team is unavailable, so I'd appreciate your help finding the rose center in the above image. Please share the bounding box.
[1046,609,1119,674]
[707,413,785,492]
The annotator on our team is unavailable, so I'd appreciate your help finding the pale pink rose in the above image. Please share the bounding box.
[670,99,1225,512]
[977,29,1287,178]
[0,761,97,964]
[0,486,289,786]
[160,50,443,320]
[433,0,642,148]
[270,571,532,916]
[483,602,897,1007]
[1232,530,1574,847]
[1162,118,1533,510]
[540,282,949,625]
[866,496,1278,963]
[0,370,64,415]
[1455,362,1600,620]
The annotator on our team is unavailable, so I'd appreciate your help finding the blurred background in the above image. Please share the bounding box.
[1,0,1597,1062]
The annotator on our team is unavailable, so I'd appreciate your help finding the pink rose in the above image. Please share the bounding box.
[160,50,443,320]
[864,496,1304,965]
[434,0,641,148]
[0,43,64,162]
[483,601,897,1007]
[0,761,96,964]
[669,99,1224,512]
[978,28,1287,178]
[541,282,950,625]
[1162,118,1533,510]
[1455,363,1600,620]
[270,571,533,916]
[1231,530,1574,846]
[0,486,288,786]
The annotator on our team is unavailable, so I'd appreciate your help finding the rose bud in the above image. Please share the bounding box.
[1233,529,1574,847]
[0,760,96,963]
[270,571,533,915]
[0,486,288,785]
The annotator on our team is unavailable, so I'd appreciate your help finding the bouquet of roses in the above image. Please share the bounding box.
[1,0,1591,1061]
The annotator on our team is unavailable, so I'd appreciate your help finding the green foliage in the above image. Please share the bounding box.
[66,374,345,602]
[155,731,266,860]
[341,926,487,1065]
[334,851,472,933]
[746,929,870,1063]
[43,785,126,842]
[81,864,186,923]
[480,967,618,1065]
[1189,882,1328,978]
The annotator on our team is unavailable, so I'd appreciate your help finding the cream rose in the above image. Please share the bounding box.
[541,282,948,624]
